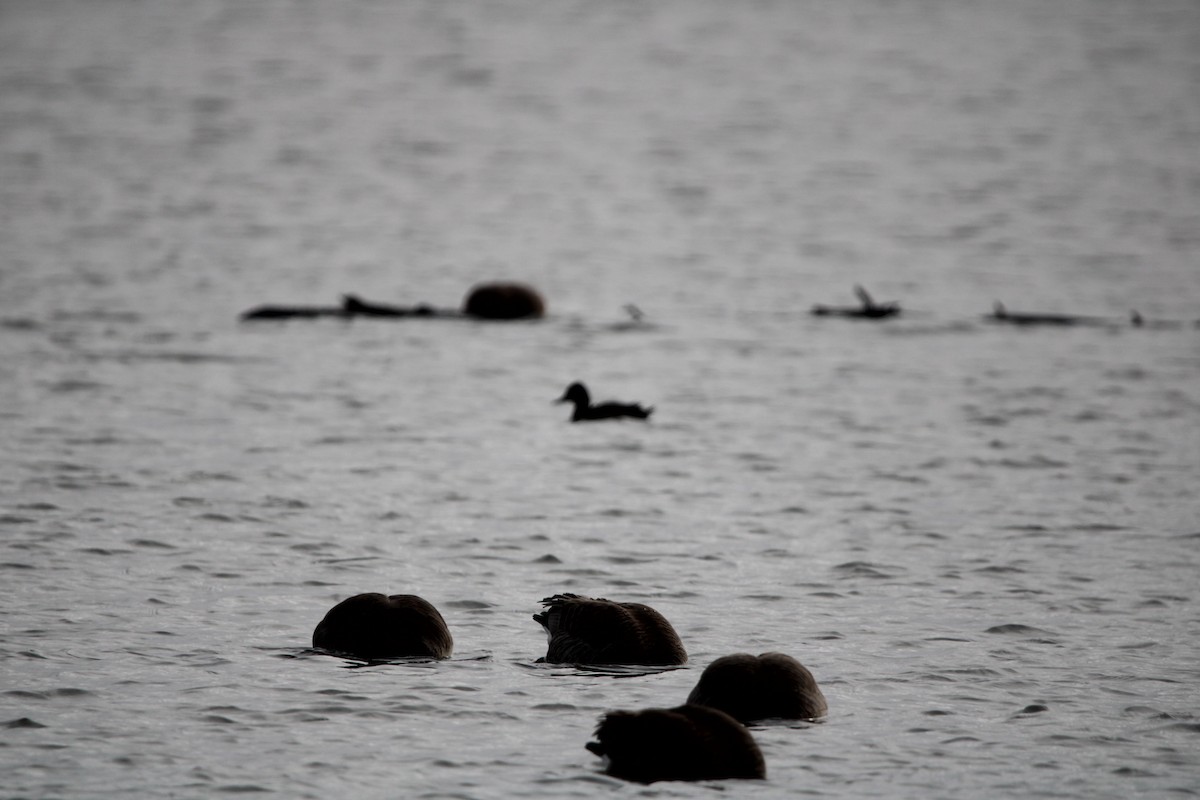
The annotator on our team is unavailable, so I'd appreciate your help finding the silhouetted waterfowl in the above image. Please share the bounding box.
[555,383,654,422]
[462,281,545,320]
[811,285,900,319]
[312,593,452,660]
[586,704,765,783]
[534,594,687,665]
[686,652,827,723]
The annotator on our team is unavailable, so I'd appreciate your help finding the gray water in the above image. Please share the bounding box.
[2,1,1199,797]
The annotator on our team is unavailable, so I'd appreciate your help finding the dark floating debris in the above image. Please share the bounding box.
[240,281,545,321]
[811,285,900,319]
[987,301,1110,327]
[555,383,654,422]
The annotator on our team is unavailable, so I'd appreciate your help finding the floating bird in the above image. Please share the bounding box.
[312,593,453,660]
[686,652,827,723]
[555,382,654,422]
[811,285,901,319]
[586,704,766,783]
[533,593,686,665]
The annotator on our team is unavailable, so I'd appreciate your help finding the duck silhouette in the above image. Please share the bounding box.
[811,285,900,319]
[533,593,687,665]
[555,383,654,422]
[586,703,766,783]
[686,652,827,723]
[312,593,453,660]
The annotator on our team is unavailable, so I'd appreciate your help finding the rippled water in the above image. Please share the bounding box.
[2,1,1199,797]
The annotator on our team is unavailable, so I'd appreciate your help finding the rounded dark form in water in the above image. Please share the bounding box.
[586,704,766,783]
[687,652,828,722]
[555,382,653,422]
[533,593,686,665]
[312,593,453,660]
[462,282,546,320]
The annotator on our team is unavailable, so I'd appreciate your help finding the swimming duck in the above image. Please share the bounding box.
[811,285,900,319]
[312,593,453,660]
[555,383,654,422]
[533,593,687,665]
[586,703,766,783]
[686,652,827,723]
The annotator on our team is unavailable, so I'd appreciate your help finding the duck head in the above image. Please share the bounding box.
[556,382,590,407]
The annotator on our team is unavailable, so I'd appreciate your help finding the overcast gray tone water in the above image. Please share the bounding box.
[2,1,1199,797]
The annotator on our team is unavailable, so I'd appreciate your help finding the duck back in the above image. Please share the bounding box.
[686,652,827,722]
[534,594,686,665]
[313,593,453,660]
[587,704,765,783]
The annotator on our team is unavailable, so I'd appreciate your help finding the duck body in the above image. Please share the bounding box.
[811,285,900,319]
[556,383,653,422]
[687,652,827,722]
[462,282,545,320]
[534,593,687,665]
[312,592,453,660]
[586,704,766,783]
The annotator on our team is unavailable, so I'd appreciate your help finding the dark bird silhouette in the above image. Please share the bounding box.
[555,383,654,422]
[312,593,453,660]
[686,652,827,723]
[811,285,901,319]
[533,593,687,665]
[586,704,766,783]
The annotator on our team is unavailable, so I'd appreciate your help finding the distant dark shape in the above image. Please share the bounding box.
[586,704,766,783]
[239,296,436,321]
[987,302,1106,327]
[241,282,545,321]
[811,285,901,319]
[341,294,437,317]
[686,652,828,723]
[1128,310,1188,330]
[312,593,453,660]
[534,593,687,665]
[240,303,346,320]
[556,382,654,422]
[462,281,545,320]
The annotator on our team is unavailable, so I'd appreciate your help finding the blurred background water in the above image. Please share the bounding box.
[1,1,1198,797]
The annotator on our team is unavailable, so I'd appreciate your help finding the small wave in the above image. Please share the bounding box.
[833,561,904,579]
[443,599,495,610]
[128,538,176,549]
[984,624,1056,637]
[4,717,47,729]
